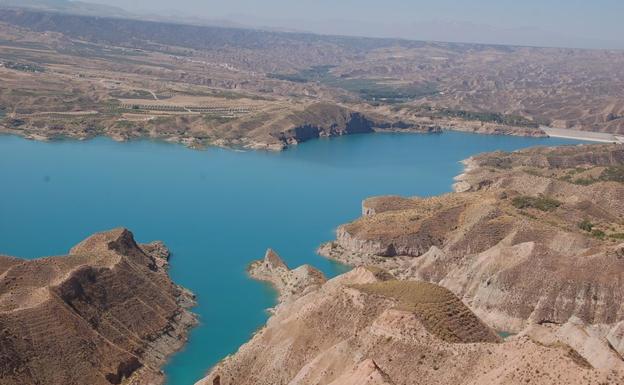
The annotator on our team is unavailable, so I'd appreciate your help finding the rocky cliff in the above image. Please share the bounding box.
[271,103,375,146]
[260,103,438,150]
[0,228,196,385]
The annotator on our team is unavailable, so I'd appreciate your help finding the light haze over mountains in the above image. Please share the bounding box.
[60,0,624,49]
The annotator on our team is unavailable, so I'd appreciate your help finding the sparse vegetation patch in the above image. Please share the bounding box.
[591,229,606,240]
[599,166,624,183]
[578,219,594,232]
[353,280,499,343]
[560,166,624,185]
[269,65,438,103]
[512,196,562,212]
[409,105,543,128]
[2,61,45,73]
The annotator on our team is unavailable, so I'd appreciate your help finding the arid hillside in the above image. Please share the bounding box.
[1,7,623,149]
[0,228,196,385]
[196,144,624,385]
[198,249,624,385]
[320,145,624,331]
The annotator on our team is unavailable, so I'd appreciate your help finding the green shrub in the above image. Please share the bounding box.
[591,229,606,240]
[512,196,562,212]
[4,61,45,72]
[573,177,596,186]
[578,220,594,232]
[599,166,624,183]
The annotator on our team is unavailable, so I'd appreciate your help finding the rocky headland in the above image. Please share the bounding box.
[248,249,326,304]
[0,228,197,385]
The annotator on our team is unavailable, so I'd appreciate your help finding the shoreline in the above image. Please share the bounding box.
[1,125,608,153]
[452,157,478,192]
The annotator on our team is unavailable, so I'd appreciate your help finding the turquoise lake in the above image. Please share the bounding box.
[0,132,582,385]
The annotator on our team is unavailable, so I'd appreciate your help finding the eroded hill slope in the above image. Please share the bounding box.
[319,143,624,349]
[0,228,196,385]
[196,144,624,385]
[198,250,623,385]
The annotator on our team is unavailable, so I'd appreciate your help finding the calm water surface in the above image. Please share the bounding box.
[0,132,581,385]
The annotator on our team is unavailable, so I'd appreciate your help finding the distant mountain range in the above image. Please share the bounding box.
[0,0,131,17]
[3,0,621,50]
[0,0,252,30]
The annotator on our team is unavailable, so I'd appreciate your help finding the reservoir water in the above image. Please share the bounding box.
[0,132,581,385]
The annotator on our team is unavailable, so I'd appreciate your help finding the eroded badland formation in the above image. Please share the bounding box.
[200,144,624,385]
[0,229,196,385]
[2,2,624,385]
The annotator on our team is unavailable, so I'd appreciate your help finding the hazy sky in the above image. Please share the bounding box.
[84,0,624,49]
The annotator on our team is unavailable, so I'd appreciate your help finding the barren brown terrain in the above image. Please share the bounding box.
[194,144,624,385]
[321,144,624,330]
[0,228,196,385]
[1,7,623,150]
[3,4,624,385]
[199,249,624,385]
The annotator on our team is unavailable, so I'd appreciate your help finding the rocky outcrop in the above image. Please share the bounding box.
[0,228,197,385]
[262,103,446,149]
[248,249,326,303]
[197,265,623,385]
[272,103,375,146]
[140,240,171,269]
